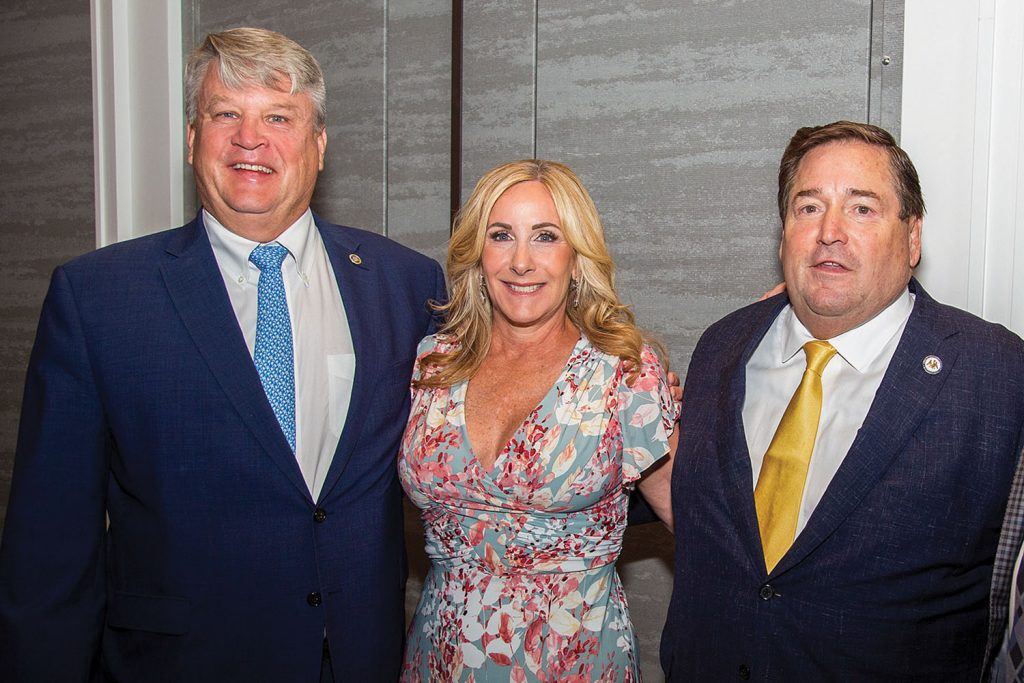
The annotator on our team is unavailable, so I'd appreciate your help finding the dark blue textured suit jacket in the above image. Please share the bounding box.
[662,280,1024,682]
[0,213,445,682]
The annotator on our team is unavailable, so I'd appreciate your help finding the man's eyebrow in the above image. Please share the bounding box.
[792,188,882,201]
[849,188,881,200]
[203,95,302,112]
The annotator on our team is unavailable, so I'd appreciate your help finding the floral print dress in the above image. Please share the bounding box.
[399,334,677,683]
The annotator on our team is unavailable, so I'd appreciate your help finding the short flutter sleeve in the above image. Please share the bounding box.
[409,333,459,387]
[616,344,679,486]
[410,334,439,386]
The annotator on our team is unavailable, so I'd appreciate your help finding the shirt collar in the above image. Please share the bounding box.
[778,287,915,372]
[204,209,317,286]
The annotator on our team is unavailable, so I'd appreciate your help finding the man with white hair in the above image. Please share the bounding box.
[0,27,444,682]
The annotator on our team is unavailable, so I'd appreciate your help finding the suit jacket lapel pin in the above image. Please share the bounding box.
[349,253,363,266]
[922,355,942,374]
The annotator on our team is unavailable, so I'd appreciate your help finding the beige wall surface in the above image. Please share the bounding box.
[0,1,901,679]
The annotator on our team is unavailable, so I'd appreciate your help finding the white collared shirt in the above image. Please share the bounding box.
[742,289,915,535]
[205,209,354,501]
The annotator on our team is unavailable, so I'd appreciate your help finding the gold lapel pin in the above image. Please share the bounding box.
[922,355,941,374]
[349,253,363,265]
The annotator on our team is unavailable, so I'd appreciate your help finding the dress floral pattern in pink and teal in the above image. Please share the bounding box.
[399,334,677,682]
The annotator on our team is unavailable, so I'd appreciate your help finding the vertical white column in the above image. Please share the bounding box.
[985,1,1024,332]
[91,0,185,247]
[902,0,1024,336]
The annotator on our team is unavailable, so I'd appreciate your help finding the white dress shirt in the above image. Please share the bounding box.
[743,289,914,535]
[205,209,354,501]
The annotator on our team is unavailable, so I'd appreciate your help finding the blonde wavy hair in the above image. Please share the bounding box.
[418,159,654,388]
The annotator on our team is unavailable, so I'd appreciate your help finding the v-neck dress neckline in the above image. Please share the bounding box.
[458,335,587,476]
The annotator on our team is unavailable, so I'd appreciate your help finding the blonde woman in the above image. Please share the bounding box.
[399,160,677,681]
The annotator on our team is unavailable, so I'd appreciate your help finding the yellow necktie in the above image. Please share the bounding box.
[754,340,837,572]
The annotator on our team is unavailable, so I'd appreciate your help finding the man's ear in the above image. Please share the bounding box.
[316,127,327,171]
[186,124,196,165]
[908,216,923,269]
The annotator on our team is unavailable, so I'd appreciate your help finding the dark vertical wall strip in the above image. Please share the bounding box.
[531,0,538,159]
[450,0,463,226]
[0,1,95,530]
[869,0,905,134]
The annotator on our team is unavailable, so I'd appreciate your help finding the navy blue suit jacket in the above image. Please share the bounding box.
[662,280,1024,681]
[0,213,445,682]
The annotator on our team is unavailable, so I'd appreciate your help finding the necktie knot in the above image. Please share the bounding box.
[803,340,837,377]
[249,244,289,272]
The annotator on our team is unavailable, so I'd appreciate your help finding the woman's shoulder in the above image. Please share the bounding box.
[638,342,666,371]
[610,342,668,395]
[416,333,461,357]
[414,333,462,384]
[591,339,664,370]
[577,337,665,379]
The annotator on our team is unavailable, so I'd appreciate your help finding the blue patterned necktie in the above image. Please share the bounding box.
[249,244,296,452]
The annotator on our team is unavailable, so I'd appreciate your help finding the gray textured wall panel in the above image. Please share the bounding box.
[531,3,876,677]
[0,1,95,530]
[460,1,536,201]
[386,0,451,262]
[194,1,389,233]
[537,0,873,375]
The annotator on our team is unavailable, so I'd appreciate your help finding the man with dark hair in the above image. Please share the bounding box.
[661,120,1024,681]
[0,27,445,682]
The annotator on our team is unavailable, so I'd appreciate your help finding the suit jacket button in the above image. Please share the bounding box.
[759,584,775,600]
[307,591,322,607]
[313,508,327,523]
[738,664,751,679]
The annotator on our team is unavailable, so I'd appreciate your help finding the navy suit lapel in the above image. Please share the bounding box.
[315,218,383,502]
[776,282,960,574]
[721,297,791,576]
[160,215,312,501]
